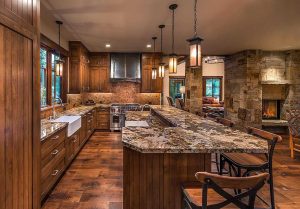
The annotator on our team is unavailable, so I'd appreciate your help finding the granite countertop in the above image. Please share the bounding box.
[122,106,268,154]
[40,104,106,141]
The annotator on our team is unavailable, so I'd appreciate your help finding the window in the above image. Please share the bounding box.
[40,46,63,107]
[40,48,48,107]
[203,77,222,100]
[169,77,185,101]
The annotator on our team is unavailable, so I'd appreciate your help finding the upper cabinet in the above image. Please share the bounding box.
[141,53,162,93]
[88,53,110,92]
[69,42,90,93]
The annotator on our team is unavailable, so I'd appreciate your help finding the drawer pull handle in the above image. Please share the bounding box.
[52,135,59,140]
[88,113,92,115]
[52,170,59,176]
[51,149,59,155]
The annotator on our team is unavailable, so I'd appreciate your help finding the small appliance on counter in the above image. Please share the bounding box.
[85,100,96,106]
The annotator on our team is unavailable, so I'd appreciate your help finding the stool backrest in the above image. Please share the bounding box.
[166,97,175,107]
[195,172,269,209]
[175,98,184,110]
[288,115,300,138]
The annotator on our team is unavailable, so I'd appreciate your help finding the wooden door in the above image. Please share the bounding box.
[0,26,35,209]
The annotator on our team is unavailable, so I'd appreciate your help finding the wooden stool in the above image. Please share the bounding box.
[182,172,269,209]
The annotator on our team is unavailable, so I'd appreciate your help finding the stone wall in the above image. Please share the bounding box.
[185,59,203,114]
[225,50,300,127]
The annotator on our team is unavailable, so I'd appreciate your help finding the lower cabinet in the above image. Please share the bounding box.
[41,107,99,202]
[96,107,110,130]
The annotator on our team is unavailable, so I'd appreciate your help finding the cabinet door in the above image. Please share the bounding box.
[100,67,110,92]
[82,62,90,92]
[89,66,101,92]
[69,60,81,93]
[65,137,74,164]
[80,114,88,145]
[141,66,152,92]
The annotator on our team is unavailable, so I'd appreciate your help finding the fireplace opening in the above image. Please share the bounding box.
[262,100,281,120]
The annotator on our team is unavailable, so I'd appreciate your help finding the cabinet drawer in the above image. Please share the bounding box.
[41,128,66,159]
[41,142,65,168]
[41,159,65,197]
[41,146,65,183]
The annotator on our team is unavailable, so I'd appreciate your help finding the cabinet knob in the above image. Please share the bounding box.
[51,135,59,140]
[51,149,59,155]
[52,170,59,176]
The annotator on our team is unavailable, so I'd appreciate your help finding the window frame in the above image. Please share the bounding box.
[40,40,67,108]
[202,76,223,100]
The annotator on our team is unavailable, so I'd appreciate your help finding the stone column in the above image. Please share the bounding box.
[185,58,203,114]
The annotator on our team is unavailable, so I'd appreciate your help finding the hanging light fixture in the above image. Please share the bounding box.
[151,37,157,80]
[158,24,165,78]
[169,4,178,74]
[187,0,203,68]
[55,20,64,77]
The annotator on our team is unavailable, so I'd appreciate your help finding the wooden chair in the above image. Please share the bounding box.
[182,172,269,209]
[214,118,235,174]
[167,96,175,107]
[220,127,282,209]
[288,114,300,158]
[175,98,185,110]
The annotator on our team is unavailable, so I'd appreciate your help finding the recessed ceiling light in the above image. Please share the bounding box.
[147,44,152,48]
[105,44,111,48]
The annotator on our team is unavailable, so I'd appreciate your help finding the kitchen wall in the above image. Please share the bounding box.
[163,62,186,104]
[202,61,225,101]
[67,82,161,105]
[40,3,70,50]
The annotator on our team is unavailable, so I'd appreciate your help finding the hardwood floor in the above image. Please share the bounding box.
[42,132,300,209]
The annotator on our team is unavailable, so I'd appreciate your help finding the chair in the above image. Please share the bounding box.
[167,96,175,107]
[220,127,282,209]
[214,117,235,174]
[182,172,269,209]
[175,98,185,110]
[288,114,300,158]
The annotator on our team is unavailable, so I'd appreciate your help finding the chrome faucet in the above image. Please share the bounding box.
[141,104,151,111]
[51,97,63,120]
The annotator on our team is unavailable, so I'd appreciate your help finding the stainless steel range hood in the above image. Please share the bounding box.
[110,53,141,82]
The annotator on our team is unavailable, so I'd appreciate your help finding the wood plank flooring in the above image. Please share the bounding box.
[42,132,300,209]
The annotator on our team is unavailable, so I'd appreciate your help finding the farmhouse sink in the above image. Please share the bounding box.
[52,116,81,137]
[125,121,149,127]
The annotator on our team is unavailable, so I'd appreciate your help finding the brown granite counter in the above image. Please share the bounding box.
[41,120,68,142]
[122,105,268,153]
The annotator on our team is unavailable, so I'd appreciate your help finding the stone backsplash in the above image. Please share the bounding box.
[67,82,161,105]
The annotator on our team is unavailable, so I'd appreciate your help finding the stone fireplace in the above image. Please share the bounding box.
[224,50,300,128]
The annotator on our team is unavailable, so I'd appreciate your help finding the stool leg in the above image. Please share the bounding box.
[269,171,275,209]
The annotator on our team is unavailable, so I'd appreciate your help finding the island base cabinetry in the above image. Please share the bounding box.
[123,147,211,209]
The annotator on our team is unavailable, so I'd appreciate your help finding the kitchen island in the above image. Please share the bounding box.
[122,105,268,209]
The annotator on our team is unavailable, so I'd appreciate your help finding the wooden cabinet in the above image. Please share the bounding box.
[41,128,67,200]
[141,53,163,93]
[96,107,110,130]
[65,130,80,165]
[80,114,88,145]
[88,53,110,92]
[69,42,90,93]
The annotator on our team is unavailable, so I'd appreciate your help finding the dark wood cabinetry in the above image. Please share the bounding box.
[96,107,110,130]
[69,42,90,93]
[141,53,163,93]
[88,53,110,92]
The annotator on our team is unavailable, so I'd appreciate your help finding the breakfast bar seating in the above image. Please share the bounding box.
[122,106,268,209]
[220,127,282,209]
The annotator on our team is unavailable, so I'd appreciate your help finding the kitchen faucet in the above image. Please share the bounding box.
[51,97,63,120]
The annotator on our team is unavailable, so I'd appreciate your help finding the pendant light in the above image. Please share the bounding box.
[169,4,178,74]
[55,21,64,77]
[187,0,203,68]
[158,24,165,78]
[151,37,157,80]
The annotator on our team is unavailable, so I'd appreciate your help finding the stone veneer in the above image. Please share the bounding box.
[225,50,300,128]
[67,82,161,106]
[185,59,203,114]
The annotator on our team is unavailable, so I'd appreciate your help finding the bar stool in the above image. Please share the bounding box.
[182,172,269,209]
[214,117,235,174]
[288,114,300,158]
[220,127,282,209]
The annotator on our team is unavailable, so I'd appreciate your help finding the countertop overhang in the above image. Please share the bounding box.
[122,105,268,154]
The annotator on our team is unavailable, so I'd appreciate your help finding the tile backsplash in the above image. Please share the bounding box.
[67,82,161,105]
